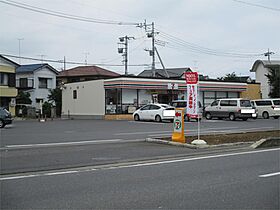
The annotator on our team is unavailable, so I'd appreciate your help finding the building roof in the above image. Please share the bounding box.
[138,68,192,78]
[0,55,20,67]
[250,60,280,72]
[58,65,120,77]
[16,63,59,74]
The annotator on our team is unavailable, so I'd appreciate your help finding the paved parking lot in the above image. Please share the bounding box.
[0,118,279,147]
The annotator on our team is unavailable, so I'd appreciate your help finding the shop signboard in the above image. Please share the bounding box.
[185,72,198,118]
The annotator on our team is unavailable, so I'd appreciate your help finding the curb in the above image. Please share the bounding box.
[250,137,280,149]
[145,138,254,149]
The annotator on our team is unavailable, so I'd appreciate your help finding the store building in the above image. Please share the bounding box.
[62,76,249,119]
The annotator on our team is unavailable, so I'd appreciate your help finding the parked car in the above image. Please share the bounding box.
[170,100,202,121]
[251,98,280,119]
[204,98,257,121]
[133,103,175,122]
[0,107,13,128]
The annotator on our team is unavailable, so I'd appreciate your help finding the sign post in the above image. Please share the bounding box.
[185,72,201,141]
[172,108,185,143]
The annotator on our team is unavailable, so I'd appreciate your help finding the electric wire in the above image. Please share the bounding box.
[0,0,140,25]
[155,28,264,58]
[232,0,280,12]
[0,53,149,67]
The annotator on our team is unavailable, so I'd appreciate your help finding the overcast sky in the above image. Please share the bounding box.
[1,0,279,78]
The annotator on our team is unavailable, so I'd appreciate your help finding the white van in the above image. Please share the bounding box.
[204,98,257,121]
[251,99,280,119]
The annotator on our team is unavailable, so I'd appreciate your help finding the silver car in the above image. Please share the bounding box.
[204,98,257,121]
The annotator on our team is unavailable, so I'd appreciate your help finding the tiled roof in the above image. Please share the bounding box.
[16,63,59,74]
[58,66,120,77]
[138,68,192,78]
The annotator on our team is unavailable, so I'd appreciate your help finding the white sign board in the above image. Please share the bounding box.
[168,83,178,90]
[173,109,183,133]
[187,84,198,117]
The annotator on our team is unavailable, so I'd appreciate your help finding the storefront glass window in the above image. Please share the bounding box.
[105,89,121,114]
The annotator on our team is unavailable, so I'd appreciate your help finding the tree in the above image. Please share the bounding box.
[266,68,280,98]
[16,90,32,104]
[48,88,62,116]
[218,72,238,81]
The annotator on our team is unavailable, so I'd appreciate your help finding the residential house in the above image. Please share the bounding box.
[57,65,120,85]
[0,55,19,116]
[250,60,280,98]
[16,63,59,110]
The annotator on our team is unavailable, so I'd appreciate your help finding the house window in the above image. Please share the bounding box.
[0,73,8,86]
[73,90,77,99]
[20,78,28,88]
[39,78,48,88]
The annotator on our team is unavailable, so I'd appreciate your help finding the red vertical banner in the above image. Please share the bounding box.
[185,72,198,117]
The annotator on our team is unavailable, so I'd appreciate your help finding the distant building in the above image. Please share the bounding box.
[0,55,19,116]
[138,68,192,79]
[251,60,280,98]
[16,63,59,109]
[57,65,120,85]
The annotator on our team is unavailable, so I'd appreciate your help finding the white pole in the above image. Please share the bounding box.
[197,73,200,140]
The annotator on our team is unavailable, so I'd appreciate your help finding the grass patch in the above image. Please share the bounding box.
[160,130,279,145]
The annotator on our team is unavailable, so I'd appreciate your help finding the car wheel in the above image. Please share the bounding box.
[0,120,5,128]
[229,113,235,121]
[273,116,279,119]
[134,114,140,121]
[242,118,248,121]
[205,112,212,120]
[155,115,162,122]
[262,112,269,119]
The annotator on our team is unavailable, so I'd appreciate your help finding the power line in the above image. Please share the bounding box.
[0,53,149,67]
[0,0,140,25]
[155,28,264,58]
[232,0,280,12]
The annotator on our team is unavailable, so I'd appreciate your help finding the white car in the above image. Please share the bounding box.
[133,103,175,122]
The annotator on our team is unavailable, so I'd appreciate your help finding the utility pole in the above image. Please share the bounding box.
[151,22,155,77]
[17,38,24,64]
[63,56,66,71]
[118,35,134,75]
[84,52,89,65]
[264,48,274,62]
[139,21,158,77]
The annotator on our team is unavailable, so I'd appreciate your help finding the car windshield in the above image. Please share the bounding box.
[273,100,280,105]
[240,100,252,107]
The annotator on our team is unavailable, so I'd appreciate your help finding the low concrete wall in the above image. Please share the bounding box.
[251,137,280,149]
[61,114,104,120]
[105,114,133,121]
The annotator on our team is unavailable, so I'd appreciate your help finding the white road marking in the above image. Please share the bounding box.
[259,172,280,178]
[129,121,166,125]
[1,148,279,181]
[4,139,123,149]
[116,127,238,136]
[45,171,79,176]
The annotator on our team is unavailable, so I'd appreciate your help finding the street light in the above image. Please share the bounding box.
[17,38,24,64]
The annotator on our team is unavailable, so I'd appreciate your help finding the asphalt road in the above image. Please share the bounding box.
[0,118,279,174]
[1,148,279,209]
[1,118,279,146]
